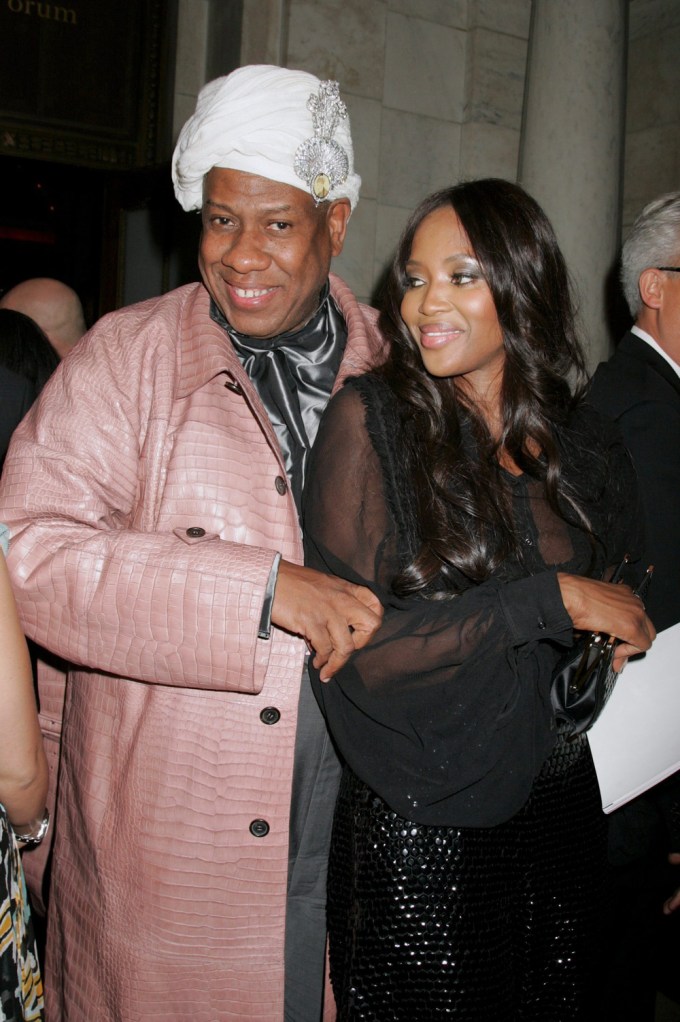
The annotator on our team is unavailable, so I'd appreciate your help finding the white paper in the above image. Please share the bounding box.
[587,620,680,813]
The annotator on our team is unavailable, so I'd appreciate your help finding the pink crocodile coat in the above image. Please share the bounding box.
[0,277,383,1021]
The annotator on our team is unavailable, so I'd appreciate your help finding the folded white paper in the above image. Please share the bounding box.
[587,620,680,813]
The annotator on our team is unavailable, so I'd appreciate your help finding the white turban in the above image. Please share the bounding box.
[172,65,361,212]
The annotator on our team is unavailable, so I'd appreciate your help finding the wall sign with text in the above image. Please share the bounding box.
[0,0,176,168]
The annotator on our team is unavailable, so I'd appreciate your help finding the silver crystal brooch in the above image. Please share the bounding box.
[294,80,349,202]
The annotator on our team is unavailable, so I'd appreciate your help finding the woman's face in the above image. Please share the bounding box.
[400,205,505,402]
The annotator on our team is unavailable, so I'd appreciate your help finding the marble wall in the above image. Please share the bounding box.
[623,0,680,235]
[170,0,678,306]
[282,0,532,303]
[173,0,210,140]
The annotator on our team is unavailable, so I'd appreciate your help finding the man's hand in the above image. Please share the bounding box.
[272,560,383,681]
[663,853,680,915]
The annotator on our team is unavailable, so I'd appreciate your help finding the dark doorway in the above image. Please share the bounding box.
[0,156,106,327]
[0,155,201,328]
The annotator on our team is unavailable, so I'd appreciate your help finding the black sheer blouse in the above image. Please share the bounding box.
[303,374,643,828]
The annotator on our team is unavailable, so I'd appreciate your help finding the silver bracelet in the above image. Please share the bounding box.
[14,808,50,848]
[257,551,282,640]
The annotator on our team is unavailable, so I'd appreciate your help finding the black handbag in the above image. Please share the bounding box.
[551,560,653,736]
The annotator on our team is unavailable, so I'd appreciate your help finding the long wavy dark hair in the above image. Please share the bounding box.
[0,308,59,393]
[377,178,591,596]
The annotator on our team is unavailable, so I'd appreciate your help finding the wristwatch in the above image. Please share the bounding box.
[14,809,50,848]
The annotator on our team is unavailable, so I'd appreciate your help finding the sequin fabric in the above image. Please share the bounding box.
[328,733,607,1021]
[0,807,44,1021]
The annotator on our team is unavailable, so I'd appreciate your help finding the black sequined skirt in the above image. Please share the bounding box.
[328,733,607,1021]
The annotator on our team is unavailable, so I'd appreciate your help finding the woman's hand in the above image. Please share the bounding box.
[556,573,656,660]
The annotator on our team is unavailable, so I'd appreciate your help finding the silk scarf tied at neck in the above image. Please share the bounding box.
[211,285,348,513]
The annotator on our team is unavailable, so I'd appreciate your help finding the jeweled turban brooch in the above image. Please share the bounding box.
[294,80,350,203]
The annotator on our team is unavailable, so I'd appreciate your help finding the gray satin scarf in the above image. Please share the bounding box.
[211,285,348,512]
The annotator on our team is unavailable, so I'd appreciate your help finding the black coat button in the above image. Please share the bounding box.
[224,379,243,394]
[249,819,270,838]
[186,527,206,538]
[275,476,287,495]
[260,707,281,725]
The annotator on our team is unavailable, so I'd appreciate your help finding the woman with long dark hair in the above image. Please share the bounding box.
[303,179,655,1020]
[0,309,59,395]
[0,310,59,471]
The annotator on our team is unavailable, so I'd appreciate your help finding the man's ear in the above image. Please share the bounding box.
[326,199,352,257]
[639,267,664,310]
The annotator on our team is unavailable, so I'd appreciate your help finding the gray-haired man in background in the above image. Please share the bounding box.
[589,192,680,1021]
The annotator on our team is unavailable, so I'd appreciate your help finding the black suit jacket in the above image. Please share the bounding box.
[589,330,680,631]
[0,365,36,470]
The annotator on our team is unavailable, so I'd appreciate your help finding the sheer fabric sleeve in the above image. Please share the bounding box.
[303,382,574,827]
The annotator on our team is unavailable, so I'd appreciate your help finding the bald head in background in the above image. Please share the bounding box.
[0,278,86,359]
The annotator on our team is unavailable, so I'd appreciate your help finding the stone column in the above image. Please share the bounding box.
[518,0,628,370]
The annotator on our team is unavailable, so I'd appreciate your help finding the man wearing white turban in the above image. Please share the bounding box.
[173,65,361,214]
[0,65,385,1021]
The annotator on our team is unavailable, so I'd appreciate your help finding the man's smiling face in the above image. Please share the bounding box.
[199,167,350,339]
